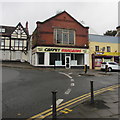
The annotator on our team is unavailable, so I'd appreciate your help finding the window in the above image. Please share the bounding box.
[0,39,5,46]
[0,28,5,33]
[109,62,118,65]
[54,29,75,45]
[50,53,60,65]
[38,53,44,64]
[107,46,111,52]
[19,40,23,47]
[95,46,99,51]
[15,40,19,46]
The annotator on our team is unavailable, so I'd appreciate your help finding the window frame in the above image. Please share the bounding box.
[54,28,75,45]
[95,46,99,51]
[107,46,111,52]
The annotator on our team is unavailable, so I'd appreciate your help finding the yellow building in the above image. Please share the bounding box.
[89,34,120,69]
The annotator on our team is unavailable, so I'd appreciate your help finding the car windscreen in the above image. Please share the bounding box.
[101,62,106,64]
[109,62,118,65]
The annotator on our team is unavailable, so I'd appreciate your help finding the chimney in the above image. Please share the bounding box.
[25,21,29,34]
[36,21,42,27]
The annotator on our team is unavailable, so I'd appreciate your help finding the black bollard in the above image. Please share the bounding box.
[52,91,57,120]
[90,81,94,104]
[84,64,88,74]
[105,64,108,73]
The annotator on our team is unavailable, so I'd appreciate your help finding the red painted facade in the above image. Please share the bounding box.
[32,11,89,48]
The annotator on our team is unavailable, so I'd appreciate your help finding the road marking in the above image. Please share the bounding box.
[68,73,72,75]
[56,99,64,106]
[27,84,120,120]
[71,83,75,86]
[17,113,21,116]
[60,110,69,114]
[71,79,74,82]
[51,99,64,107]
[64,108,73,112]
[59,72,72,79]
[65,88,71,94]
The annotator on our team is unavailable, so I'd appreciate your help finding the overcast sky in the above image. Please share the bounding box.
[0,0,119,35]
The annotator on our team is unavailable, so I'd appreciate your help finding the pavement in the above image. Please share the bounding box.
[58,87,120,119]
[1,61,120,119]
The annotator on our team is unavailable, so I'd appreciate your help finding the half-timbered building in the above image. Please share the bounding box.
[0,22,29,61]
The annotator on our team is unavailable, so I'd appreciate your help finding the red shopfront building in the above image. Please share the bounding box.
[31,11,89,68]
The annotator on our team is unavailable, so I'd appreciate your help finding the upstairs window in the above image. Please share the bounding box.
[0,28,5,33]
[0,39,5,47]
[107,46,111,52]
[95,46,99,51]
[54,29,75,45]
[19,40,23,47]
[15,40,19,46]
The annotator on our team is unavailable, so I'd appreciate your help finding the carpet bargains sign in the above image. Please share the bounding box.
[32,46,88,53]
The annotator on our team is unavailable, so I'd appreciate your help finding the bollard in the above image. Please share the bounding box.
[105,64,108,73]
[84,64,88,74]
[54,61,56,69]
[54,64,56,69]
[52,91,57,120]
[90,81,94,104]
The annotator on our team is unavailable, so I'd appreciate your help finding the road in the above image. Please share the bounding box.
[2,67,119,119]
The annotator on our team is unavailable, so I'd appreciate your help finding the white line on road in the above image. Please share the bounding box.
[51,99,64,107]
[65,88,71,95]
[71,79,74,82]
[59,72,72,79]
[71,83,75,86]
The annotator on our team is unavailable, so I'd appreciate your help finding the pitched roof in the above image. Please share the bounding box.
[0,22,29,37]
[0,26,15,36]
[89,34,120,43]
[36,11,89,29]
[116,26,120,29]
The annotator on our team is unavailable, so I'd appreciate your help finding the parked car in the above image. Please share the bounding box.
[101,62,120,72]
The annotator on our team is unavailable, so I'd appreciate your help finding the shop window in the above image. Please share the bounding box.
[95,46,99,51]
[50,53,60,65]
[95,58,102,67]
[61,53,65,65]
[54,28,75,45]
[38,53,44,64]
[107,46,111,52]
[71,53,75,60]
[75,54,84,65]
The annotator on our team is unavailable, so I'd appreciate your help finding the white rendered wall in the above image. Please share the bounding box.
[44,52,49,66]
[84,53,89,66]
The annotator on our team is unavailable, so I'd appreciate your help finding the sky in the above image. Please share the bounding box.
[0,0,119,35]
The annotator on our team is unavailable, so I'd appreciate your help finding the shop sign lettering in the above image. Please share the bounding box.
[61,49,81,52]
[44,48,61,52]
[36,47,88,53]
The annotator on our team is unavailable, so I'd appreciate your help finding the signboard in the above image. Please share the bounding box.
[95,52,120,56]
[55,61,62,66]
[32,46,89,53]
[95,58,102,67]
[70,60,77,66]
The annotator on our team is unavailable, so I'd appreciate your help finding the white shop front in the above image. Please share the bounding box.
[31,46,89,68]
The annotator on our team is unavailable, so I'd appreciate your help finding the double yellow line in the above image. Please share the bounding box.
[27,84,120,120]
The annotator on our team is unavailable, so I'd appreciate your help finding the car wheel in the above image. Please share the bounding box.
[108,67,112,72]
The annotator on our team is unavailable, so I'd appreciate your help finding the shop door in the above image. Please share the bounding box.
[65,56,70,69]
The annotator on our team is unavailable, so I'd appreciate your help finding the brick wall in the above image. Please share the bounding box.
[32,11,89,48]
